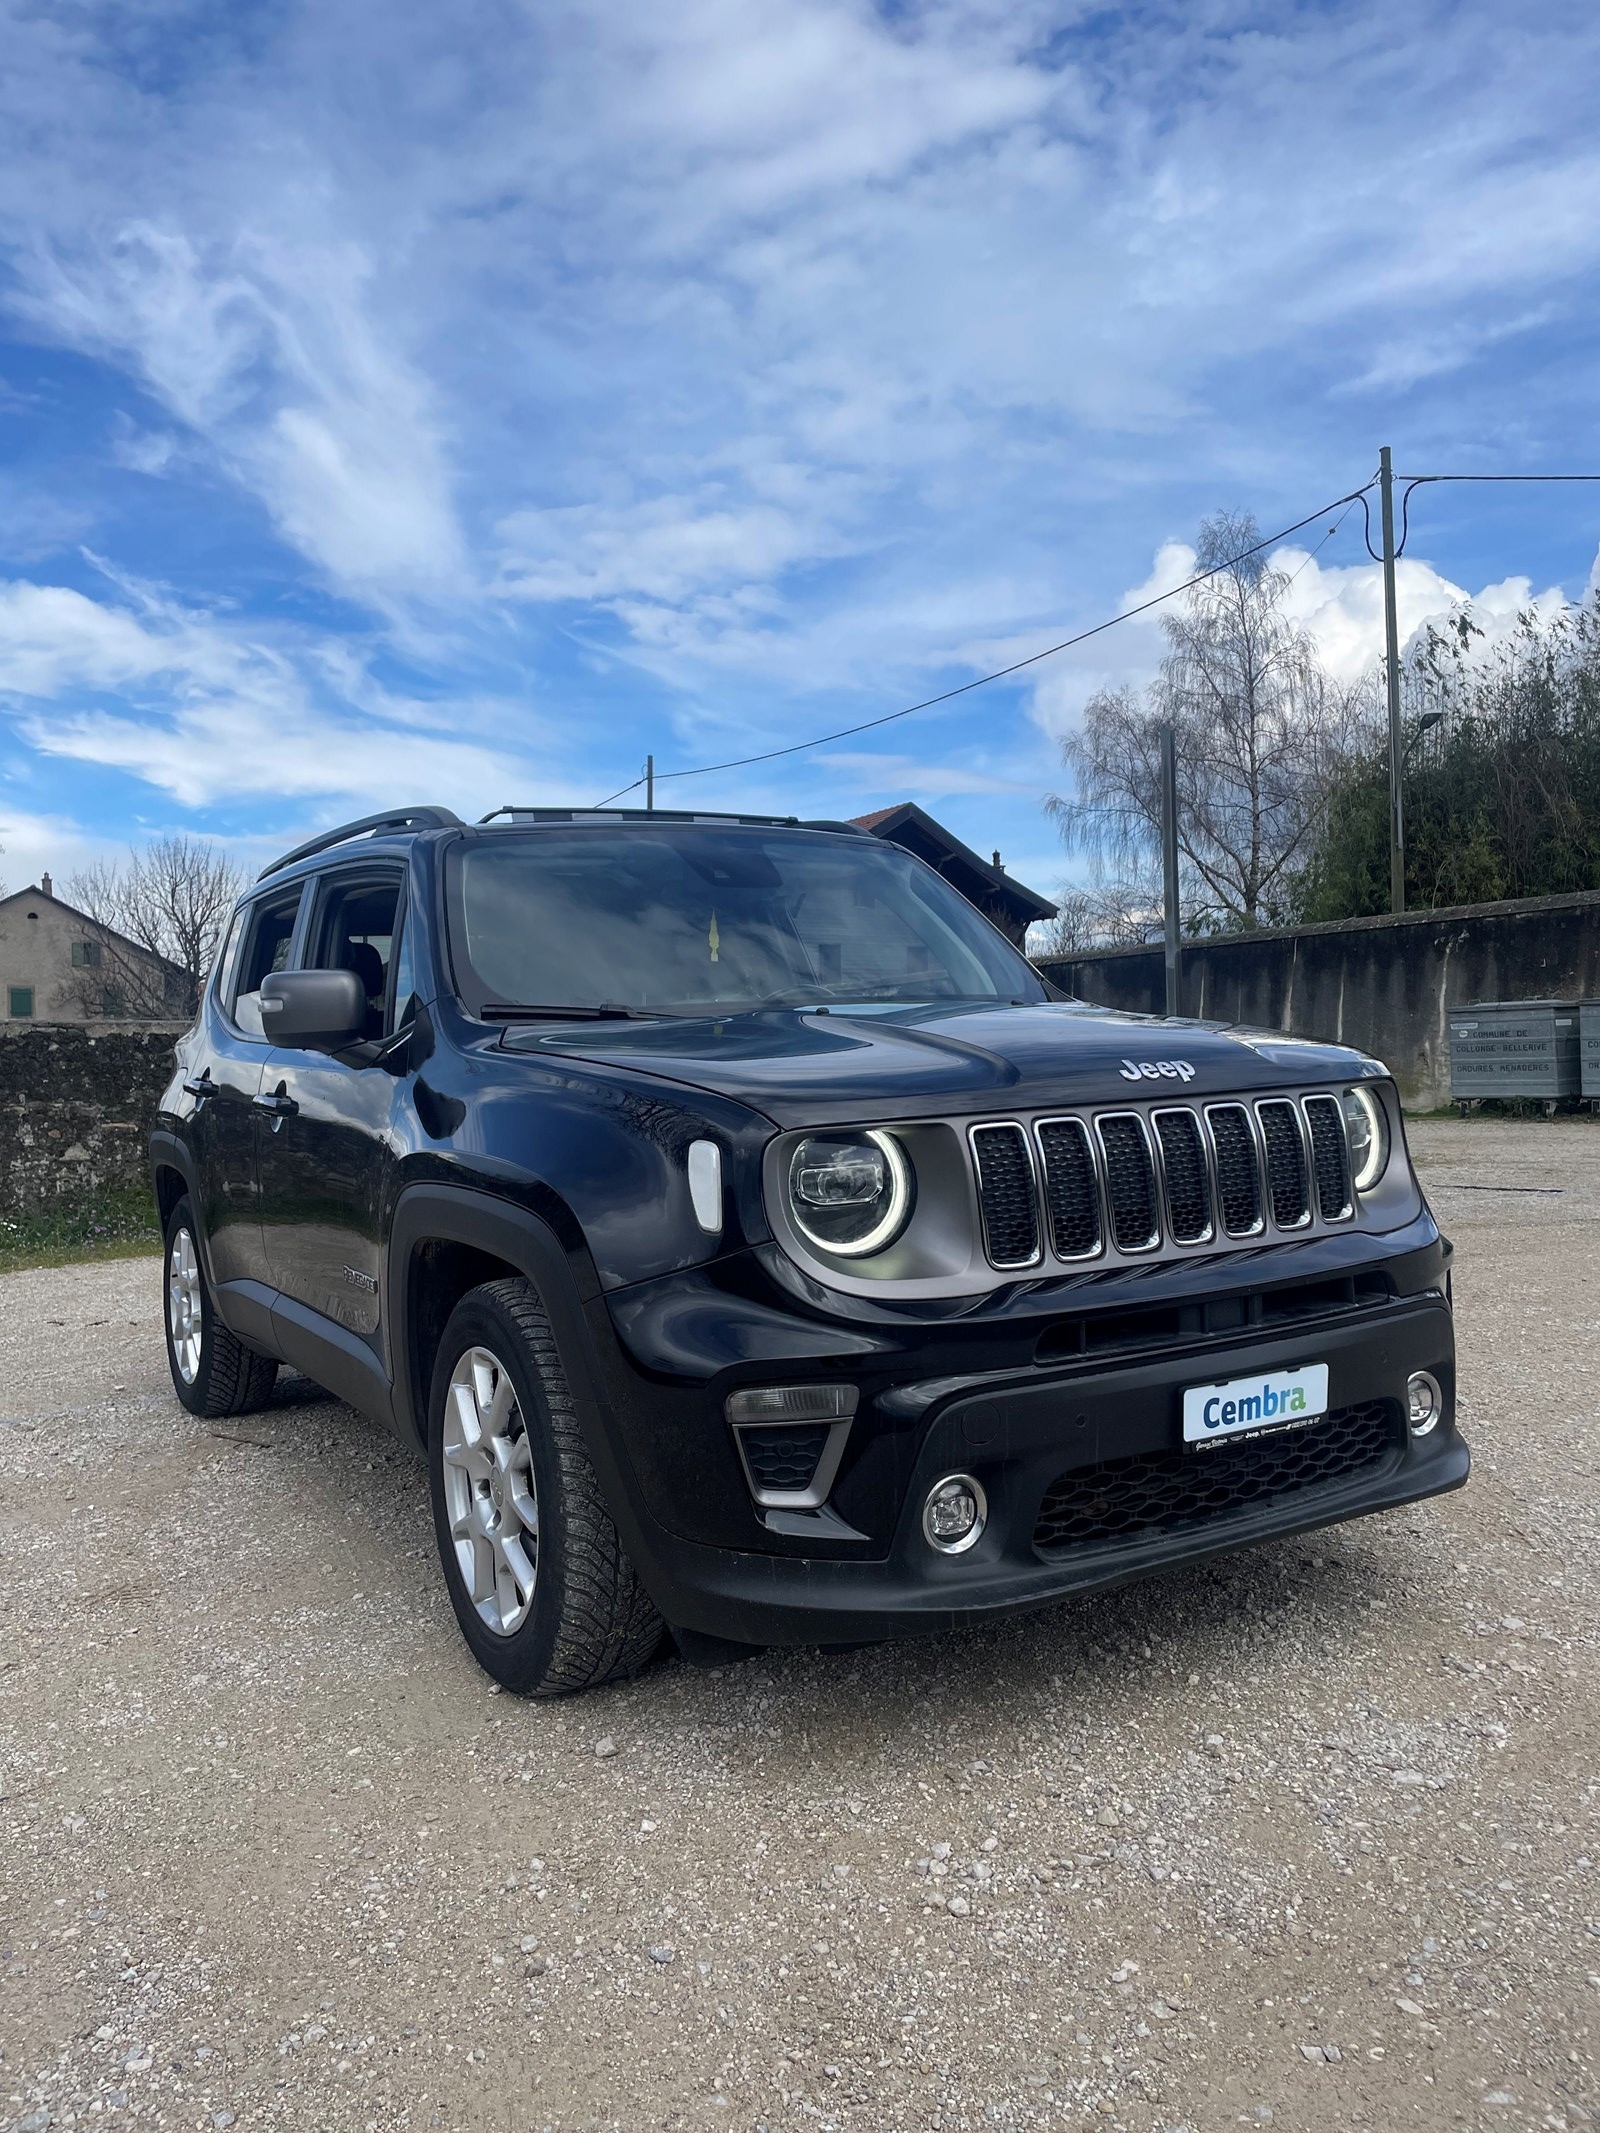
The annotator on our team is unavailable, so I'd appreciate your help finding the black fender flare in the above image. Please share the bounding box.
[385,1182,674,1589]
[148,1128,206,1273]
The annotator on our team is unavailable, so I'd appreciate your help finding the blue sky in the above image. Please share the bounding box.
[2,0,1599,908]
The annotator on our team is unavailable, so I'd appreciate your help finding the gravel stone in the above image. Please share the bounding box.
[0,1118,1597,2130]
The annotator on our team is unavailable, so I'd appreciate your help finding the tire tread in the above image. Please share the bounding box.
[439,1278,662,1695]
[164,1196,279,1419]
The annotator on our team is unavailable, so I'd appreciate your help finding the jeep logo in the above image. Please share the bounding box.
[1119,1058,1196,1083]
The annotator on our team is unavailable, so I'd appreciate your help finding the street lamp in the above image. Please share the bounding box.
[1404,709,1444,765]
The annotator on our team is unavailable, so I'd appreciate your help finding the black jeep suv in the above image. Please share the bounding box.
[151,804,1465,1694]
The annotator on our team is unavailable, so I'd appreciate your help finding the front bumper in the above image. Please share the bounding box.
[577,1221,1464,1649]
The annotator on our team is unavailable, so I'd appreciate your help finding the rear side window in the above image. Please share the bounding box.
[210,908,246,1011]
[229,886,305,1039]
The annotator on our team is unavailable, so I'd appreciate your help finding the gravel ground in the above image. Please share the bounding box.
[1,1117,1597,2133]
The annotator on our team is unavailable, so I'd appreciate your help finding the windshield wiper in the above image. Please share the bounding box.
[482,1002,668,1022]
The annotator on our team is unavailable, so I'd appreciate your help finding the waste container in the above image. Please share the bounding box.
[1447,1000,1581,1103]
[1581,1000,1600,1100]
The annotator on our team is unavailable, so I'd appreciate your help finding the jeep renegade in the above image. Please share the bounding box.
[151,805,1465,1694]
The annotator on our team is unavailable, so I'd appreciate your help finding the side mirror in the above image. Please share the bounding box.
[260,969,368,1050]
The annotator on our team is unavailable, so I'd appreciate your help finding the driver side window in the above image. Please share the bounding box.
[307,873,403,1042]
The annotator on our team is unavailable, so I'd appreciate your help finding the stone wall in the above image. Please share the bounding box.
[0,1021,187,1215]
[1036,889,1600,1108]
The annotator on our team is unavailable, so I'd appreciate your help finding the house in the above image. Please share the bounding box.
[850,802,1056,949]
[0,875,179,1021]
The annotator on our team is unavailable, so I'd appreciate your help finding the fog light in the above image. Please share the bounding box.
[922,1473,987,1555]
[1406,1370,1443,1437]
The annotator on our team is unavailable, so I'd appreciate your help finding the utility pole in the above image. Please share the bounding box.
[1380,445,1405,914]
[1160,724,1180,1017]
[646,754,654,812]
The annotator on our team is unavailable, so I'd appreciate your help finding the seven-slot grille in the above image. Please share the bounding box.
[969,1094,1357,1271]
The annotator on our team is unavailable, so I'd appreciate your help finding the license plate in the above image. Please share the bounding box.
[1182,1363,1329,1445]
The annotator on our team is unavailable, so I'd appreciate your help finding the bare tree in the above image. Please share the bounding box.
[1049,512,1367,931]
[67,836,244,1018]
[1033,877,1165,957]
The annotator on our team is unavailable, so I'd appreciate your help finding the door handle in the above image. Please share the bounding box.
[253,1085,299,1129]
[182,1073,215,1104]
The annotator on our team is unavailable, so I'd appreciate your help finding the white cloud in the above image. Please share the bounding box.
[0,572,522,811]
[814,752,1042,802]
[0,0,1596,876]
[14,224,466,603]
[1021,533,1581,747]
[498,489,848,605]
[1278,549,1571,684]
[0,807,105,901]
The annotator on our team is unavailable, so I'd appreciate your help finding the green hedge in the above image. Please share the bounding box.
[0,1184,162,1272]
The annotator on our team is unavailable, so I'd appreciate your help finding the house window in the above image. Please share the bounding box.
[8,986,34,1017]
[102,989,125,1017]
[72,939,103,968]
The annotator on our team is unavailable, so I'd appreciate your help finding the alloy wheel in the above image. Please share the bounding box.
[441,1345,539,1635]
[167,1226,203,1385]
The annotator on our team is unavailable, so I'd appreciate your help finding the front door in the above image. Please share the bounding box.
[195,883,306,1293]
[256,869,405,1351]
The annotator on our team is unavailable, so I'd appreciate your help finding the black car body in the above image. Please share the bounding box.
[150,805,1464,1692]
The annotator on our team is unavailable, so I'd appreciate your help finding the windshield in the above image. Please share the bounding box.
[447,824,1044,1015]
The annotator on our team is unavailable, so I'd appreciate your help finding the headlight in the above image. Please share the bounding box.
[1342,1085,1391,1193]
[788,1129,914,1257]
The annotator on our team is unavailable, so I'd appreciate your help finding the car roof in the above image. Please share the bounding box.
[252,805,871,888]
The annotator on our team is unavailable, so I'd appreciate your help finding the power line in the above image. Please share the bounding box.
[1284,491,1364,587]
[1362,471,1600,562]
[1397,472,1600,481]
[593,478,1379,807]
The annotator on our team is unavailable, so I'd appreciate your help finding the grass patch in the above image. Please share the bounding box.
[0,1186,162,1274]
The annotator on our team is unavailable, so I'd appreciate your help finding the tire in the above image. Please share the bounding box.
[427,1278,663,1695]
[163,1196,280,1418]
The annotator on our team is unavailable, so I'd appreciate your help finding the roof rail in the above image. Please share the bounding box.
[256,807,463,882]
[476,806,866,833]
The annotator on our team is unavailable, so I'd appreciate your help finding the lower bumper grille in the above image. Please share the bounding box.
[1031,1398,1402,1557]
[741,1425,831,1495]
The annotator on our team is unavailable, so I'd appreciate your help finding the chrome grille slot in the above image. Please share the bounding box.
[1036,1117,1101,1259]
[1206,1103,1263,1235]
[1257,1099,1311,1227]
[1153,1108,1212,1243]
[1095,1113,1160,1252]
[970,1122,1040,1267]
[1303,1095,1353,1220]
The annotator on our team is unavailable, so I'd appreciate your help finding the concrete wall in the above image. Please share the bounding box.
[1036,889,1600,1108]
[0,1021,186,1215]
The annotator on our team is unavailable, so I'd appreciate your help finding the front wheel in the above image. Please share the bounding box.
[427,1278,662,1695]
[163,1196,279,1417]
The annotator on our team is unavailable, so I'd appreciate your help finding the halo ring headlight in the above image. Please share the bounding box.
[787,1128,914,1258]
[1342,1085,1391,1194]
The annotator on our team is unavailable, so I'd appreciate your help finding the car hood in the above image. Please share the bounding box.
[498,999,1377,1129]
